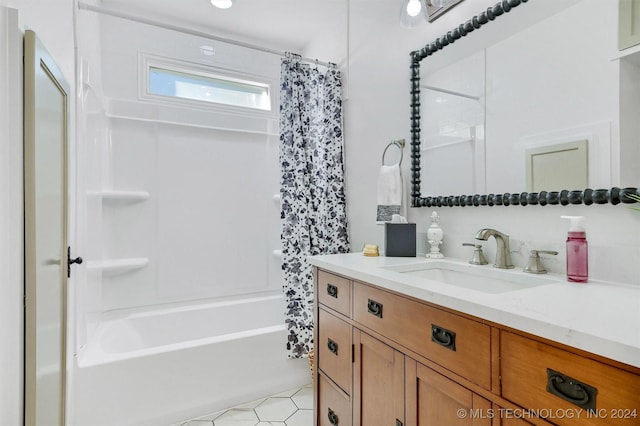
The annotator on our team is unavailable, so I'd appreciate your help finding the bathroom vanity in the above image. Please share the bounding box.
[310,254,640,426]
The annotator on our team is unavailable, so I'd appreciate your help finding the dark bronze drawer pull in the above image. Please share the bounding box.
[327,338,338,355]
[367,299,383,318]
[546,368,597,411]
[431,324,456,351]
[327,283,338,298]
[328,408,339,425]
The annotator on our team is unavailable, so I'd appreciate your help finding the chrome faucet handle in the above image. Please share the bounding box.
[462,243,488,265]
[474,228,514,269]
[523,250,558,274]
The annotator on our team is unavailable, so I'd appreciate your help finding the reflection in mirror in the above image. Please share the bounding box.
[410,0,640,207]
[421,50,485,195]
[525,140,588,193]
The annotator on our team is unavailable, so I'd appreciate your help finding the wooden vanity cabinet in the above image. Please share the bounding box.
[405,358,492,426]
[501,332,640,426]
[352,281,492,390]
[353,330,405,426]
[313,268,640,426]
[315,269,494,426]
[318,308,352,395]
[317,269,351,316]
[315,270,353,426]
[318,373,351,426]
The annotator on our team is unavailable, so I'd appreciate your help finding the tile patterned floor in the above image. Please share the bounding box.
[176,384,313,426]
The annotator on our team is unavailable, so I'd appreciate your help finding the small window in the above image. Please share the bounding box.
[148,66,271,111]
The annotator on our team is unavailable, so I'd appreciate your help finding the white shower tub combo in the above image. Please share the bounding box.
[73,294,310,426]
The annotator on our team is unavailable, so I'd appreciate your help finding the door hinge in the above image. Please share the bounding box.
[352,344,355,363]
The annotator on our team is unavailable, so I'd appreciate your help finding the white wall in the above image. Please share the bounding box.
[0,7,24,426]
[5,0,75,79]
[338,0,640,286]
[0,1,75,425]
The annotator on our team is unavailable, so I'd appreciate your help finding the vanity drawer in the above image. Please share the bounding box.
[501,331,640,426]
[318,373,351,426]
[318,308,352,394]
[318,270,351,317]
[352,282,491,389]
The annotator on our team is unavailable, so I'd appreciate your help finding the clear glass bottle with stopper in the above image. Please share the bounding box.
[426,211,444,259]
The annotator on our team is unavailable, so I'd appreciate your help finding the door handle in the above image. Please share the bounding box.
[67,246,83,278]
[327,338,339,355]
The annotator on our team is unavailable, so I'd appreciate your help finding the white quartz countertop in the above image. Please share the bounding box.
[308,253,640,369]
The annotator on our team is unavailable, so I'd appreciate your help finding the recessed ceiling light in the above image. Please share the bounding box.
[211,0,233,9]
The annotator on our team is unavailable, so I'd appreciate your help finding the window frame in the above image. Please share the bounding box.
[139,53,276,117]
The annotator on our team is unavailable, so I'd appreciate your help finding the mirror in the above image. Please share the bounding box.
[410,0,639,207]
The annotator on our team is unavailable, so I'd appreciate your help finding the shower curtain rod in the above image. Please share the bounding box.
[77,1,335,68]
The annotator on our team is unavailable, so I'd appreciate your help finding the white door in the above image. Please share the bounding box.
[24,29,75,426]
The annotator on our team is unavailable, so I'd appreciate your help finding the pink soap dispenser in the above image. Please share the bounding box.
[561,215,588,283]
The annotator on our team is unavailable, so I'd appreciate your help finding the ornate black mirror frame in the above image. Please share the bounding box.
[409,0,639,208]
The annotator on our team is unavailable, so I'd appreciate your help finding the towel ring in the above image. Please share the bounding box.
[381,139,405,166]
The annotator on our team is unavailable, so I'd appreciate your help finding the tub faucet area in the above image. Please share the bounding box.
[475,228,514,269]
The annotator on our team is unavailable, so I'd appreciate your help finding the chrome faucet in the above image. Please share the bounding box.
[475,228,514,269]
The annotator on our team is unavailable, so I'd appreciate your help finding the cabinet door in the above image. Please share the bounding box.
[354,330,405,426]
[406,358,492,426]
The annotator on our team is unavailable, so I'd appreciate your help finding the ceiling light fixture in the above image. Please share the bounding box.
[406,0,422,17]
[403,0,464,25]
[210,0,233,9]
[400,0,426,28]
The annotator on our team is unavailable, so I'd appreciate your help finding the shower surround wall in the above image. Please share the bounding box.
[73,11,308,426]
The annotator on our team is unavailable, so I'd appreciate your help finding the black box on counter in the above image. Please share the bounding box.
[384,223,416,257]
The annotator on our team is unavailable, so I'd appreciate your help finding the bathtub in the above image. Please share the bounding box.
[72,294,311,426]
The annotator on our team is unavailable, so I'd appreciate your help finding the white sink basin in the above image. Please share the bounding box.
[383,261,559,294]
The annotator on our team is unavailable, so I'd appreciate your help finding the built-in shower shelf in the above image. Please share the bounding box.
[87,190,150,202]
[421,138,474,151]
[86,257,149,275]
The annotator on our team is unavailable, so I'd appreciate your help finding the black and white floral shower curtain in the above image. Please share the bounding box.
[279,56,350,358]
